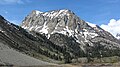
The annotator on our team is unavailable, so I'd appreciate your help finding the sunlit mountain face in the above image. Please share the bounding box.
[0,9,120,66]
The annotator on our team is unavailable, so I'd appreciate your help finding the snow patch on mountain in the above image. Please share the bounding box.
[35,10,43,15]
[87,22,96,27]
[39,26,48,34]
[21,9,120,53]
[22,9,100,40]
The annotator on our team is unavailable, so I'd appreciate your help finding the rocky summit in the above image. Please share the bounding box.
[22,9,120,54]
[0,9,120,66]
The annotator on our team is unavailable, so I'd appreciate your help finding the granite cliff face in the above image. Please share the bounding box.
[21,9,120,53]
[0,9,120,65]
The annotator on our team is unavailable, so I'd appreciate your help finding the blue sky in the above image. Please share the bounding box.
[0,0,120,26]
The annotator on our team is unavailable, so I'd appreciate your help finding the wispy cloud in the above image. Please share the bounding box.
[0,0,31,5]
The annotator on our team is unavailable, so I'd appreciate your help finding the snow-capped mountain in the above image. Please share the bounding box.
[22,9,120,51]
[22,9,99,41]
[1,9,120,64]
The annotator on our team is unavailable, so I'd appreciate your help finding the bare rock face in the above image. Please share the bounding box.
[21,9,120,53]
[22,10,91,35]
[0,9,120,64]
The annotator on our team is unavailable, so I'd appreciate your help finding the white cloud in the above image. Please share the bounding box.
[100,19,120,39]
[0,0,24,4]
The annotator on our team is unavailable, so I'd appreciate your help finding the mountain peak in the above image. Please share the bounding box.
[0,10,120,64]
[21,9,119,44]
[55,9,73,13]
[21,9,102,42]
[22,9,88,36]
[31,10,43,16]
[31,9,75,17]
[46,9,73,13]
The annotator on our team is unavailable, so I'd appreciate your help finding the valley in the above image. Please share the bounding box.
[0,9,120,66]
